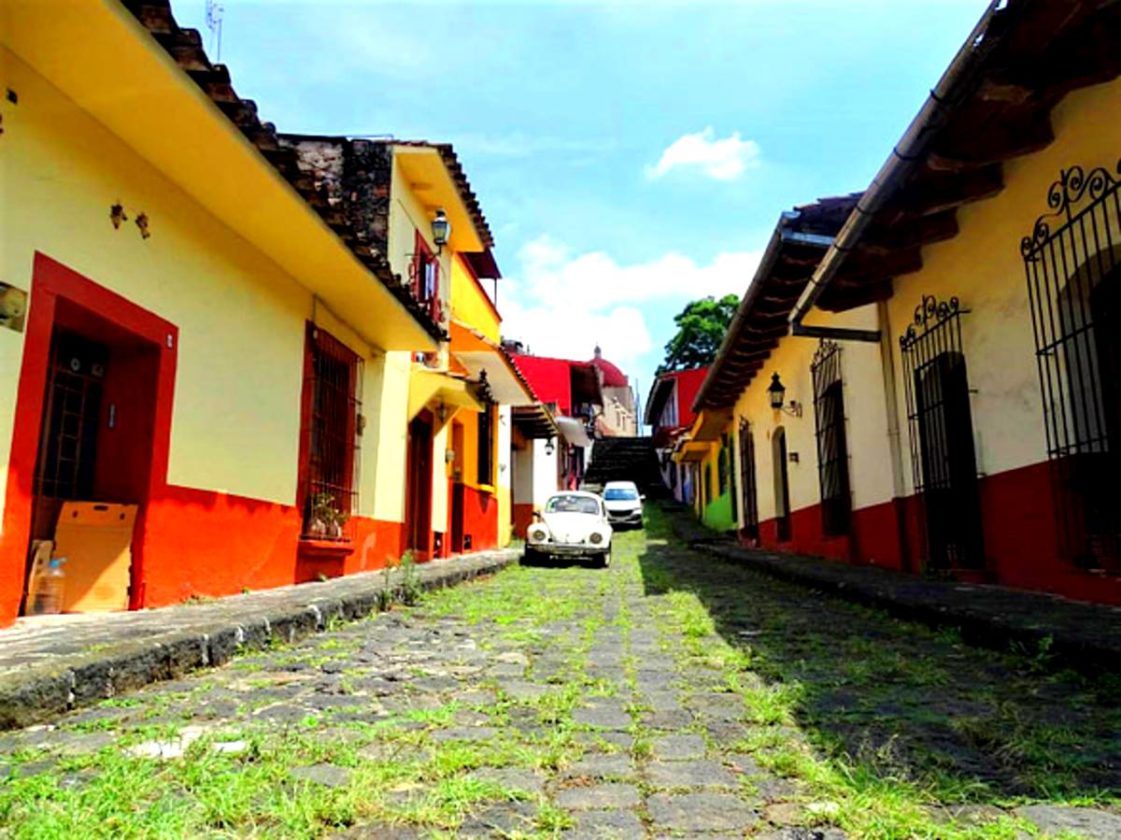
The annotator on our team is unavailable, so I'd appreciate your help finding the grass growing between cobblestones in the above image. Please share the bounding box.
[0,510,1117,838]
[640,504,1121,839]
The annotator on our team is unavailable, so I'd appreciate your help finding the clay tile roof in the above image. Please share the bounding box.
[119,0,445,341]
[694,194,860,412]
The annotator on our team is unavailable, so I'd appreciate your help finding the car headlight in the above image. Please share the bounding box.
[589,531,604,545]
[528,526,549,544]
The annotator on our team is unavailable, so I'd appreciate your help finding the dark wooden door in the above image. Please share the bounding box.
[405,414,433,557]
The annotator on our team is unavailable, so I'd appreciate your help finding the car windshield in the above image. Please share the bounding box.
[545,495,600,515]
[604,488,639,501]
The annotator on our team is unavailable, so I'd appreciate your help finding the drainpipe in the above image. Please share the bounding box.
[787,0,1005,335]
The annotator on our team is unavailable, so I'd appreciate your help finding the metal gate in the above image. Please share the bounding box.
[900,295,984,570]
[1022,163,1121,570]
[738,418,759,539]
[811,340,851,536]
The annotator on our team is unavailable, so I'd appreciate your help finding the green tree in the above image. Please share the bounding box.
[657,294,739,374]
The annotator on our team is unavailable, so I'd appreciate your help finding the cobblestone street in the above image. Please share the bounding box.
[1,509,1119,838]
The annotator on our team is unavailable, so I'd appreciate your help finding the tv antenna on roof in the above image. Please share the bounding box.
[205,0,225,62]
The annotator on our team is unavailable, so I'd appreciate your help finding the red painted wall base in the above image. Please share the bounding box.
[458,486,499,553]
[747,460,1121,606]
[513,503,535,541]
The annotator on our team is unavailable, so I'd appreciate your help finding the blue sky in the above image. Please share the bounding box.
[174,0,989,405]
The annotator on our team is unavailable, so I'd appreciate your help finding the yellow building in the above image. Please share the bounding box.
[279,136,544,559]
[689,0,1121,605]
[0,0,448,625]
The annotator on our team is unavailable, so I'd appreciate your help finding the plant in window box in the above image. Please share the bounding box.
[309,492,348,540]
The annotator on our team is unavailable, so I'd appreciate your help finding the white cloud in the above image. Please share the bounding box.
[500,237,762,379]
[646,127,762,182]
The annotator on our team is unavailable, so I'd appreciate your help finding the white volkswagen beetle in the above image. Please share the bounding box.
[524,491,613,568]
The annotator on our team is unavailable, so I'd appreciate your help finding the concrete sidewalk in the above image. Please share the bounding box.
[663,504,1121,673]
[0,548,518,729]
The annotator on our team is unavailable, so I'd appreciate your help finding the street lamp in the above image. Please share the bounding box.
[768,372,802,417]
[432,209,451,254]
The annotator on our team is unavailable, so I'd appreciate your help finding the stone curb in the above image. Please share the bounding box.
[0,549,519,730]
[662,506,1121,673]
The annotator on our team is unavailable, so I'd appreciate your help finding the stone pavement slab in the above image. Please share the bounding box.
[0,548,518,728]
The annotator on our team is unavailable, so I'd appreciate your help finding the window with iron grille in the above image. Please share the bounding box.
[727,431,739,524]
[717,434,729,496]
[899,296,984,570]
[738,418,759,539]
[1022,163,1121,571]
[477,401,495,486]
[811,340,852,536]
[300,325,362,541]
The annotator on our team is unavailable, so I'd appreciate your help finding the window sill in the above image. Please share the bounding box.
[476,483,496,495]
[297,538,356,563]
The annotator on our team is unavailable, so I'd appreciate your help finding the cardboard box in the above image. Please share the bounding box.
[53,502,136,612]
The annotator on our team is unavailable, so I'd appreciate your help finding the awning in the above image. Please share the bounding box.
[556,416,592,448]
[673,440,711,464]
[512,404,559,440]
[450,321,537,406]
[408,370,485,422]
[690,408,732,442]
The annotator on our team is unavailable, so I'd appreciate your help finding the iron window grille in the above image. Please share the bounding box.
[811,340,852,536]
[738,418,759,539]
[301,326,362,542]
[899,295,984,570]
[1022,162,1121,571]
[717,433,729,496]
[726,431,739,524]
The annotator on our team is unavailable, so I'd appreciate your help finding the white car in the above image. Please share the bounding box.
[602,480,645,529]
[524,491,614,567]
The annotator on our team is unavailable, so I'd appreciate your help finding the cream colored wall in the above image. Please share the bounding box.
[884,78,1121,494]
[1,50,307,508]
[731,304,894,522]
[0,51,413,524]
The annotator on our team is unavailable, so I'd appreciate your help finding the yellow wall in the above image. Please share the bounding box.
[450,256,500,342]
[731,304,894,523]
[388,157,452,319]
[883,78,1121,495]
[0,49,411,523]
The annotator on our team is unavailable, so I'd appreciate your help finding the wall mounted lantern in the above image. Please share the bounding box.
[544,437,556,456]
[431,208,451,255]
[767,372,803,417]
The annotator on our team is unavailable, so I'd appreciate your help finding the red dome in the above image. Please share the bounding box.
[589,347,628,388]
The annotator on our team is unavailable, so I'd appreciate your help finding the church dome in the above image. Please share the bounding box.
[590,345,628,388]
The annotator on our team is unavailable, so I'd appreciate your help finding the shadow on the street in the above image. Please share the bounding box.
[637,525,1121,802]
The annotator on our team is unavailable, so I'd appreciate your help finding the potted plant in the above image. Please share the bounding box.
[309,492,348,539]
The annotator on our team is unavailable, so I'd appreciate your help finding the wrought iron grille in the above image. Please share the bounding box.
[726,431,739,524]
[738,418,759,539]
[811,340,851,536]
[717,432,729,497]
[1022,162,1121,571]
[899,295,984,569]
[302,327,362,541]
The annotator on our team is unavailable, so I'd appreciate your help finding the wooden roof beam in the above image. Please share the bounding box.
[862,211,959,254]
[927,108,1054,170]
[896,165,1004,216]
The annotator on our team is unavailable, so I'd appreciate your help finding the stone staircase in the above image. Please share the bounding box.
[583,437,666,496]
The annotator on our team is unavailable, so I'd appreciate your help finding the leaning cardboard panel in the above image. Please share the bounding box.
[53,502,137,612]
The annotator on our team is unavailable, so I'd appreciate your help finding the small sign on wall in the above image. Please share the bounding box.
[0,282,28,333]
